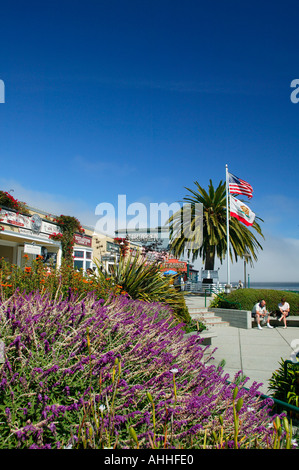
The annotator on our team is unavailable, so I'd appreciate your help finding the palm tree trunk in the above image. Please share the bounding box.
[204,245,215,271]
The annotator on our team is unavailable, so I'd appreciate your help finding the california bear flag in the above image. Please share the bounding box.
[230,195,255,226]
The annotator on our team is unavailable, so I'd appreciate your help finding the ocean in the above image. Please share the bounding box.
[242,282,299,292]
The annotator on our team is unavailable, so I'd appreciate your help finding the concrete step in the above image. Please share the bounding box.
[189,309,218,318]
[204,320,230,328]
[184,330,218,345]
[190,311,230,328]
[187,305,230,328]
[187,307,209,313]
[190,313,218,320]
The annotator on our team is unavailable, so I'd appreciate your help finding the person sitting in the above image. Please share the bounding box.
[251,299,273,330]
[278,297,290,329]
[237,280,243,289]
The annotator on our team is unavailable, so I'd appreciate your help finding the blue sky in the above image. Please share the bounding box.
[1,0,299,282]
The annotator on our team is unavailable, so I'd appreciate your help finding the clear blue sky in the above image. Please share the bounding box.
[1,0,299,281]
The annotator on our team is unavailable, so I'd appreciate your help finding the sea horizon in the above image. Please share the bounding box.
[230,281,299,291]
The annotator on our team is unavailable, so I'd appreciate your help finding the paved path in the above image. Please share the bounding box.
[184,294,299,395]
[184,294,213,309]
[207,325,299,395]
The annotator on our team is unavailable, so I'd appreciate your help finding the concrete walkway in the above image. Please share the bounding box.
[207,325,299,395]
[184,294,213,309]
[184,294,299,395]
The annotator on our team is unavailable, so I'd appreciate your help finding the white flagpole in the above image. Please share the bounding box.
[225,164,230,288]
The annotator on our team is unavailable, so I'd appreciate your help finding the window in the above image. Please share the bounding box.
[73,249,93,272]
[74,260,84,270]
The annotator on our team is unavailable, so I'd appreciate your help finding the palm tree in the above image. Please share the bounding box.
[168,179,264,271]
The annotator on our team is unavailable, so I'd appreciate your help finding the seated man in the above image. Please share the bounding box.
[251,300,273,330]
[278,297,290,329]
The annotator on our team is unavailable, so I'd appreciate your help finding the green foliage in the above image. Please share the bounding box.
[210,288,299,315]
[0,257,121,302]
[268,360,299,410]
[168,180,264,270]
[50,214,85,265]
[0,254,191,327]
[209,293,242,310]
[183,318,207,333]
[94,254,191,325]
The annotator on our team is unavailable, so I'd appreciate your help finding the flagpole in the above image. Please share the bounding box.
[225,164,230,290]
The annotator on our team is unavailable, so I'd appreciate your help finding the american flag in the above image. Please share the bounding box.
[228,172,253,199]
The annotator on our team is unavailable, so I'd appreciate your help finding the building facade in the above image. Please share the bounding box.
[0,203,121,272]
[115,226,198,281]
[0,202,198,280]
[0,205,62,268]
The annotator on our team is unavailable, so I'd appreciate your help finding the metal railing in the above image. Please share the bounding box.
[227,380,299,419]
[228,361,299,419]
[211,291,242,310]
[181,282,226,294]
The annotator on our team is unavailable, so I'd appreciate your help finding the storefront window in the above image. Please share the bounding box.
[73,249,93,272]
[74,260,84,270]
[18,248,36,268]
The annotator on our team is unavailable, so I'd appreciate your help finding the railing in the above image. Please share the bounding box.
[212,291,243,310]
[182,282,245,310]
[181,282,226,294]
[226,360,299,421]
[227,379,299,420]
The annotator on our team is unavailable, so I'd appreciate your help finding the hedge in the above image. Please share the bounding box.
[210,288,299,315]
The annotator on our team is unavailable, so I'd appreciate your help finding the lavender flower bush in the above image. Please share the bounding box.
[0,291,290,449]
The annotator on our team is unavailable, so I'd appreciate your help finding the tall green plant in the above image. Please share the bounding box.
[94,254,191,324]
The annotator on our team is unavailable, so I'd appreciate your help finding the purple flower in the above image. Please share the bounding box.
[0,291,280,449]
[5,407,11,421]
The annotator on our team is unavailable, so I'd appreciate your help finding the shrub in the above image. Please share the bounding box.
[268,360,299,411]
[210,289,299,315]
[0,255,190,329]
[0,258,122,303]
[94,254,191,325]
[0,291,289,449]
[183,318,206,333]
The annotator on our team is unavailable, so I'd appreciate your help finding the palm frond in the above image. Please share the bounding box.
[168,179,264,270]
